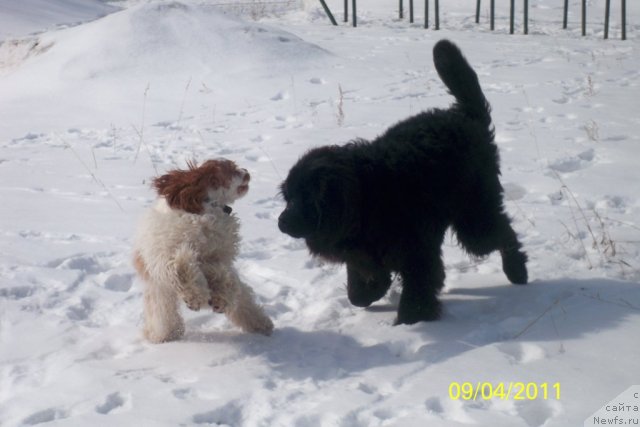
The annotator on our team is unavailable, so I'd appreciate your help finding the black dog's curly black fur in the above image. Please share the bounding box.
[278,39,528,325]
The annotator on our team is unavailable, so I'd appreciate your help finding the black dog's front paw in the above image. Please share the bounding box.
[348,282,388,307]
[346,264,391,307]
[395,295,441,325]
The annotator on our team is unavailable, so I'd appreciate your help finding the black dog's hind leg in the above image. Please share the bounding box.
[499,226,528,285]
[453,202,528,285]
[395,246,445,325]
[345,253,392,307]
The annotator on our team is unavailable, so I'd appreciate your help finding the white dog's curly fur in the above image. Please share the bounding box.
[133,159,273,343]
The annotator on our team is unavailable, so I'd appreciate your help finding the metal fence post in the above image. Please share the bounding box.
[424,0,429,28]
[582,0,586,36]
[604,0,611,38]
[524,0,528,34]
[622,0,627,40]
[352,0,357,27]
[318,0,338,25]
[410,0,414,23]
[510,0,515,34]
[490,0,495,30]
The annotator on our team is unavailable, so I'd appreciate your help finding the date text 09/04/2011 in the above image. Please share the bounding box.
[449,382,561,401]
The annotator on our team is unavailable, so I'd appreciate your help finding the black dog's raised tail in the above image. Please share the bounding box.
[433,39,491,128]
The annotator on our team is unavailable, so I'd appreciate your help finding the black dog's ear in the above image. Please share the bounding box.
[307,164,361,239]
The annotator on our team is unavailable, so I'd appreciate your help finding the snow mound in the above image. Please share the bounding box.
[0,0,332,134]
[15,1,329,79]
[0,0,119,40]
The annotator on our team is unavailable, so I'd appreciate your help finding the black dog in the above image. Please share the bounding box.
[278,39,528,325]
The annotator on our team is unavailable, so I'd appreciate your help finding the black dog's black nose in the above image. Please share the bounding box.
[277,213,288,234]
[278,211,305,238]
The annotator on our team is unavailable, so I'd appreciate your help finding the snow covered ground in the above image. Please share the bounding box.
[1,0,639,425]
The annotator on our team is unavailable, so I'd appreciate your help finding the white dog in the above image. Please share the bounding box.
[133,159,274,343]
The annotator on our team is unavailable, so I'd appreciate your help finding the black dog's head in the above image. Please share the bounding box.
[278,145,360,250]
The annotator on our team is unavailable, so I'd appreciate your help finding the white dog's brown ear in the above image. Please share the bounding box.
[152,171,207,214]
[152,159,247,214]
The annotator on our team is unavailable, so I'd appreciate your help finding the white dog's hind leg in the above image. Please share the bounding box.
[225,273,274,336]
[143,282,184,343]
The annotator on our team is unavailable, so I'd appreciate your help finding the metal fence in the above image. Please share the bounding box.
[318,0,628,40]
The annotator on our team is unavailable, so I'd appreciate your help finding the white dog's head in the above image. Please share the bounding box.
[152,159,250,214]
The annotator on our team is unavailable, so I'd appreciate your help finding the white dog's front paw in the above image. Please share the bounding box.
[184,297,202,311]
[209,295,227,313]
[175,266,211,311]
[181,285,210,311]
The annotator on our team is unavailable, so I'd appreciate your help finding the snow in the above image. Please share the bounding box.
[0,0,119,39]
[1,0,639,426]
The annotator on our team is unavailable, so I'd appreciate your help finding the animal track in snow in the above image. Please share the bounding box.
[548,149,595,173]
[104,273,133,292]
[172,387,195,400]
[423,396,476,424]
[270,91,289,101]
[0,285,35,300]
[497,342,547,364]
[424,396,445,415]
[516,399,563,427]
[114,368,154,381]
[595,195,629,212]
[603,134,628,142]
[48,253,107,274]
[356,382,378,395]
[66,296,95,321]
[192,400,244,425]
[95,392,130,414]
[10,132,44,144]
[503,182,528,201]
[21,408,68,425]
